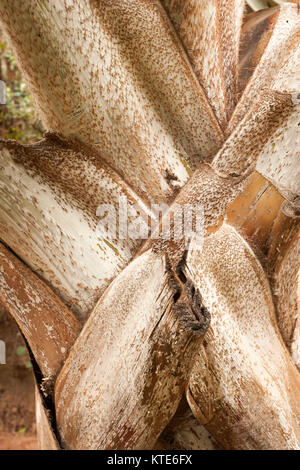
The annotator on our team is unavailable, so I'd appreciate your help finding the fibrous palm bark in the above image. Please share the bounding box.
[0,0,299,450]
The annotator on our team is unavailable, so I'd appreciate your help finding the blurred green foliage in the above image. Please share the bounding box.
[16,344,32,370]
[0,39,43,143]
[16,345,26,357]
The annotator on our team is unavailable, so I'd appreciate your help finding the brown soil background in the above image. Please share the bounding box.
[0,305,38,449]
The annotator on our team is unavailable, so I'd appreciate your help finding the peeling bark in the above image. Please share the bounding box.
[238,7,279,95]
[213,83,300,213]
[0,136,148,318]
[0,242,80,381]
[213,90,297,178]
[161,0,245,128]
[0,0,298,451]
[185,224,300,450]
[0,0,223,202]
[272,227,300,370]
[158,398,219,450]
[55,250,209,449]
[229,3,300,133]
[226,172,287,252]
[226,172,300,369]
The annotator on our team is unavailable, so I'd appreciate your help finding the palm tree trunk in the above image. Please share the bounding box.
[0,0,299,450]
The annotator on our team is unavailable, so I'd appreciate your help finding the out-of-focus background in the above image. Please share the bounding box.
[0,0,294,450]
[0,305,38,449]
[0,28,43,450]
[0,33,43,143]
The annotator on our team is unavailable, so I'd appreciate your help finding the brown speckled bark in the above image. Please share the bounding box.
[272,226,300,370]
[0,242,80,382]
[0,136,149,319]
[229,3,300,133]
[55,249,209,449]
[162,0,245,128]
[0,0,299,451]
[186,224,300,450]
[238,7,279,95]
[0,0,223,203]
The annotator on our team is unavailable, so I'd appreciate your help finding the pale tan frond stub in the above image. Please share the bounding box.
[0,0,223,202]
[186,224,300,450]
[161,0,245,129]
[0,243,80,380]
[0,137,149,319]
[55,250,205,449]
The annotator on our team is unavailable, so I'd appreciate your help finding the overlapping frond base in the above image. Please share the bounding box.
[0,0,299,450]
